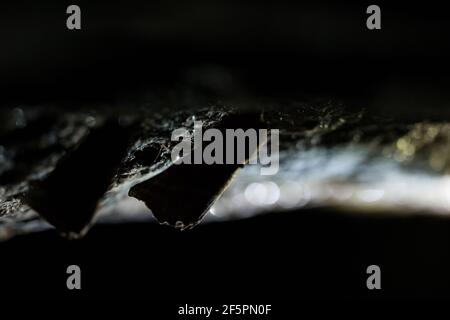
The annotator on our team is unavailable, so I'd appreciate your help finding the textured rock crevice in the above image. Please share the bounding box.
[2,98,450,240]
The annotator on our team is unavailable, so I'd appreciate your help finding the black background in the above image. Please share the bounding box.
[2,0,450,116]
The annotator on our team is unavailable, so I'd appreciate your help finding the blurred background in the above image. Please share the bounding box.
[1,0,450,115]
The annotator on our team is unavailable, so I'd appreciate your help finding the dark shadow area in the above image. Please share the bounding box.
[1,0,450,121]
[1,208,450,300]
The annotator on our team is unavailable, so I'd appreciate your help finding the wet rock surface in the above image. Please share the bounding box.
[1,92,450,241]
[129,112,264,228]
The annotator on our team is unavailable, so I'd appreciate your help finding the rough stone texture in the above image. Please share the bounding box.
[1,93,450,241]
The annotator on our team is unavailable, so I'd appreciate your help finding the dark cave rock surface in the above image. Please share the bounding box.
[129,112,264,228]
[1,94,450,240]
[23,121,134,237]
[0,103,268,235]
